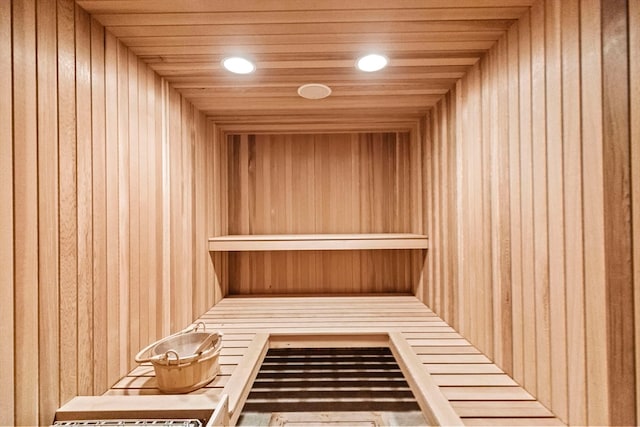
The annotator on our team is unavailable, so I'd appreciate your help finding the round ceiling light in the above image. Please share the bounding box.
[356,54,388,72]
[222,57,255,74]
[297,83,332,99]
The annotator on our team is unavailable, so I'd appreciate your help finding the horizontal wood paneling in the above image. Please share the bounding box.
[223,132,424,295]
[3,6,212,423]
[106,295,561,426]
[76,1,534,119]
[424,1,638,425]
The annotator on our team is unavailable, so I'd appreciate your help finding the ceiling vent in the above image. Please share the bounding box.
[297,83,332,100]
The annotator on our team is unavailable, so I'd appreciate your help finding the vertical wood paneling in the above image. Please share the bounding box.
[168,87,181,331]
[468,64,483,351]
[12,0,39,424]
[480,52,493,360]
[90,18,108,395]
[58,0,79,405]
[426,1,638,425]
[580,0,609,424]
[104,30,120,388]
[631,0,640,422]
[76,4,94,397]
[530,0,551,408]
[208,121,227,304]
[225,132,423,295]
[0,1,14,424]
[493,35,512,375]
[116,39,130,377]
[161,79,171,337]
[147,67,160,344]
[544,0,567,421]
[181,98,194,327]
[127,49,140,365]
[445,101,457,328]
[4,8,212,422]
[432,103,442,317]
[453,84,465,335]
[228,132,416,235]
[194,112,207,317]
[600,0,634,424]
[137,58,150,353]
[37,0,60,423]
[517,10,538,398]
[506,21,523,387]
[560,1,586,423]
[153,76,165,336]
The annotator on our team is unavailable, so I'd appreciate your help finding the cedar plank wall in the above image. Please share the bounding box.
[0,2,214,424]
[225,132,424,295]
[423,0,638,425]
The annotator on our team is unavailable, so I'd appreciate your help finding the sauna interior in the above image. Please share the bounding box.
[2,0,639,425]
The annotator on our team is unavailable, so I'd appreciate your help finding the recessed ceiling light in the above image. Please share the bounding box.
[297,83,332,99]
[356,54,388,72]
[222,57,255,74]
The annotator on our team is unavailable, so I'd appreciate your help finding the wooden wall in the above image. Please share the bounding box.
[0,1,213,424]
[228,133,417,235]
[224,132,425,295]
[423,0,639,425]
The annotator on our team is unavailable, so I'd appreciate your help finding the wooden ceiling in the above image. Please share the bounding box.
[78,0,532,130]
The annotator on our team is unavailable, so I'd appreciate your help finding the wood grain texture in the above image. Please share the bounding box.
[36,0,60,424]
[4,1,637,425]
[4,7,212,423]
[601,0,635,423]
[530,1,551,409]
[103,295,561,426]
[209,234,429,251]
[424,1,638,425]
[631,0,640,422]
[116,38,131,379]
[389,332,464,426]
[544,1,567,420]
[76,4,95,397]
[58,0,79,407]
[580,0,609,424]
[127,48,140,371]
[0,1,14,424]
[517,10,538,399]
[560,1,586,424]
[223,132,424,295]
[137,54,150,361]
[227,133,417,235]
[104,29,121,389]
[74,1,531,119]
[56,395,220,421]
[13,0,40,424]
[506,22,523,389]
[91,17,109,395]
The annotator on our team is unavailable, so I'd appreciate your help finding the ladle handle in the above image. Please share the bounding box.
[193,333,218,355]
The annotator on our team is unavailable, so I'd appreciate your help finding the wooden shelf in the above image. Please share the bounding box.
[208,233,429,252]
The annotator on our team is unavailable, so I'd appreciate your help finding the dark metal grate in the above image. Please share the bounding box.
[243,347,421,413]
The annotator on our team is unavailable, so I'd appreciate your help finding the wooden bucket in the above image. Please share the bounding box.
[135,322,222,394]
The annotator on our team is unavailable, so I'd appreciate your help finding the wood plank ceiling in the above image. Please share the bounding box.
[78,0,532,128]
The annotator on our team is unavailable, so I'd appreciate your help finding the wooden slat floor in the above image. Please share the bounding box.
[107,295,564,426]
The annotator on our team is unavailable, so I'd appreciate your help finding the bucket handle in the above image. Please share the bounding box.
[134,322,208,363]
[164,349,181,365]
